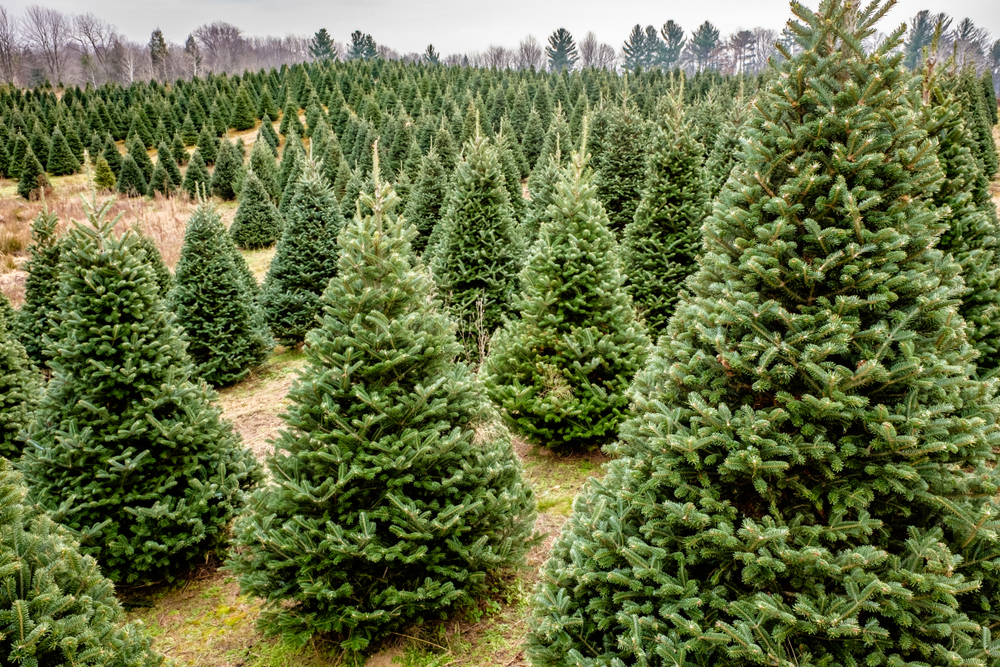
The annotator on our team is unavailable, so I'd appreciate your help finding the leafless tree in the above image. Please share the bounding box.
[443,53,464,66]
[482,44,513,69]
[73,13,121,86]
[21,5,72,83]
[377,44,401,60]
[578,31,599,68]
[594,43,618,70]
[192,21,245,73]
[729,30,755,74]
[750,28,778,72]
[0,7,24,84]
[516,35,543,70]
[117,40,148,84]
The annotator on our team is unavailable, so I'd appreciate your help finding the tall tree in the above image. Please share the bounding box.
[546,28,579,72]
[689,20,720,71]
[593,101,647,234]
[423,43,440,65]
[15,209,63,366]
[309,28,337,61]
[148,28,168,80]
[660,20,686,69]
[347,30,378,61]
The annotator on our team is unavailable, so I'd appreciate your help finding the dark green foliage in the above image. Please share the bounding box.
[546,28,578,72]
[9,133,28,180]
[116,154,147,197]
[211,139,244,200]
[45,126,79,176]
[959,68,999,179]
[93,155,116,190]
[169,204,271,386]
[157,140,182,188]
[126,134,154,182]
[310,28,337,61]
[180,114,198,145]
[229,160,536,652]
[431,133,523,360]
[134,231,172,296]
[148,162,172,196]
[260,159,344,346]
[171,132,188,165]
[593,102,647,233]
[230,169,283,249]
[622,93,710,333]
[196,124,218,164]
[230,86,257,131]
[249,139,280,201]
[483,151,650,452]
[524,153,562,242]
[521,109,545,169]
[0,460,165,667]
[982,71,998,126]
[258,114,280,154]
[346,30,378,61]
[21,198,260,583]
[279,101,304,137]
[15,210,62,366]
[528,3,1000,665]
[402,149,447,255]
[102,135,123,175]
[182,149,210,198]
[704,94,750,197]
[17,146,47,200]
[0,306,38,458]
[433,123,458,172]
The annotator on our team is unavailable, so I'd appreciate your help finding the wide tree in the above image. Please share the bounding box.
[15,209,63,366]
[230,169,283,249]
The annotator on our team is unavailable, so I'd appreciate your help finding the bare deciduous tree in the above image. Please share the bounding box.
[73,13,121,85]
[21,5,72,83]
[578,31,599,68]
[0,7,23,84]
[192,21,245,73]
[482,44,512,69]
[516,35,543,70]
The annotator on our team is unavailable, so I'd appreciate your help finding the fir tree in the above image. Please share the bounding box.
[126,134,155,183]
[230,169,283,249]
[249,138,280,201]
[258,114,280,154]
[45,126,80,176]
[180,114,198,145]
[527,3,1000,665]
[17,146,47,200]
[431,132,523,360]
[0,460,165,667]
[182,148,210,199]
[0,306,38,458]
[211,139,244,201]
[148,161,172,196]
[229,86,257,131]
[593,101,647,234]
[260,159,344,346]
[704,91,751,198]
[622,92,709,334]
[228,152,536,652]
[134,231,172,296]
[524,153,563,242]
[21,197,260,583]
[403,149,448,255]
[102,134,123,175]
[483,146,650,452]
[169,203,271,386]
[522,108,546,170]
[196,124,218,164]
[171,131,189,164]
[157,140,183,188]
[15,210,63,366]
[93,155,116,190]
[116,154,148,197]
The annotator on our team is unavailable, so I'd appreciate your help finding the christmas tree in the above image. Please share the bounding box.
[157,139,183,188]
[116,153,148,197]
[21,196,260,583]
[45,126,80,176]
[249,138,280,200]
[483,142,649,452]
[17,146,48,200]
[260,159,344,346]
[230,85,257,131]
[593,100,647,234]
[169,203,272,386]
[230,169,283,249]
[402,148,448,254]
[0,460,165,667]
[228,150,536,652]
[211,138,244,201]
[0,305,38,458]
[15,209,63,366]
[182,148,210,198]
[528,3,1000,665]
[622,90,710,334]
[93,154,116,190]
[134,230,173,296]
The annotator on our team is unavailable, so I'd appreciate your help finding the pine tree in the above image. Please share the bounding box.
[249,138,280,200]
[622,92,709,334]
[230,169,283,249]
[403,149,448,255]
[17,146,48,200]
[116,154,148,197]
[593,101,647,234]
[126,134,155,183]
[260,159,344,346]
[431,132,523,360]
[527,3,1000,664]
[21,197,260,583]
[483,146,649,452]
[211,139,244,201]
[0,306,38,458]
[230,86,257,131]
[0,460,165,666]
[157,140,183,188]
[46,126,80,176]
[279,100,304,137]
[134,231,172,296]
[182,148,210,198]
[15,210,63,366]
[93,155,116,190]
[169,203,271,386]
[228,152,536,652]
[546,28,578,72]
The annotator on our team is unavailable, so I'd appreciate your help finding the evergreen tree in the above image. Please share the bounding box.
[522,108,545,169]
[228,153,536,652]
[134,231,172,296]
[21,197,260,583]
[433,123,458,172]
[182,148,210,198]
[704,91,751,197]
[689,20,721,71]
[116,154,148,197]
[16,209,63,366]
[17,146,47,200]
[403,149,448,255]
[659,19,686,69]
[309,28,337,61]
[546,28,579,72]
[180,114,198,145]
[527,3,1000,665]
[169,203,271,386]
[230,169,283,249]
[229,86,257,131]
[346,30,378,61]
[431,133,523,360]
[593,101,647,234]
[279,101,304,137]
[622,92,709,333]
[148,161,172,196]
[45,126,80,176]
[126,134,154,182]
[483,147,649,452]
[211,139,244,200]
[260,160,344,346]
[93,155,117,190]
[196,124,218,164]
[171,131,189,164]
[0,460,165,667]
[258,113,280,154]
[249,138,280,200]
[157,139,183,187]
[0,305,38,458]
[525,152,563,242]
[102,134,123,175]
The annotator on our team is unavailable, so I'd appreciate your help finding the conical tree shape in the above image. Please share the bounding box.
[148,162,172,197]
[157,140,183,188]
[527,3,1000,665]
[0,460,165,667]
[17,146,47,200]
[484,146,650,452]
[134,231,172,296]
[524,152,563,242]
[116,154,147,197]
[196,124,218,164]
[229,86,257,131]
[249,138,280,200]
[260,159,344,346]
[704,92,751,198]
[45,126,80,176]
[169,203,272,386]
[402,148,448,255]
[211,139,244,201]
[182,148,210,199]
[230,169,283,249]
[126,135,154,183]
[228,151,536,652]
[93,155,116,190]
[0,306,38,458]
[101,135,123,175]
[431,132,524,361]
[593,101,647,234]
[21,198,260,583]
[15,209,63,366]
[622,92,710,334]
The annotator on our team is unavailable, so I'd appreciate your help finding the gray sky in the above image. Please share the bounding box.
[4,0,999,55]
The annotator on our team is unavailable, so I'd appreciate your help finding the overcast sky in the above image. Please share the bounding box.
[4,0,999,56]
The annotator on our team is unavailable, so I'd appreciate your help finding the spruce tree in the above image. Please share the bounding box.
[93,154,116,190]
[260,159,344,346]
[228,153,536,652]
[169,203,272,386]
[230,86,257,131]
[0,306,38,458]
[524,152,563,242]
[593,101,647,234]
[704,92,751,198]
[116,154,148,197]
[249,137,280,200]
[196,124,218,164]
[126,134,155,183]
[258,114,280,154]
[431,132,523,360]
[134,231,172,296]
[0,460,165,667]
[211,139,244,201]
[230,169,283,249]
[182,148,210,199]
[21,197,260,583]
[17,146,47,200]
[483,146,650,452]
[157,139,183,188]
[16,209,63,366]
[622,92,709,334]
[171,131,189,164]
[148,161,172,196]
[101,134,123,176]
[45,126,80,176]
[527,3,1000,665]
[403,149,448,255]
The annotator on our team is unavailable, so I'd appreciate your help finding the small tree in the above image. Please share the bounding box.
[229,152,536,652]
[93,155,116,190]
[230,169,283,249]
[196,124,218,164]
[15,209,62,366]
[229,86,257,131]
[157,140,183,187]
[211,139,244,201]
[249,138,280,200]
[126,134,155,182]
[169,203,271,386]
[0,306,38,458]
[116,154,148,197]
[182,148,210,198]
[17,146,48,200]
[46,126,80,176]
[402,149,448,255]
